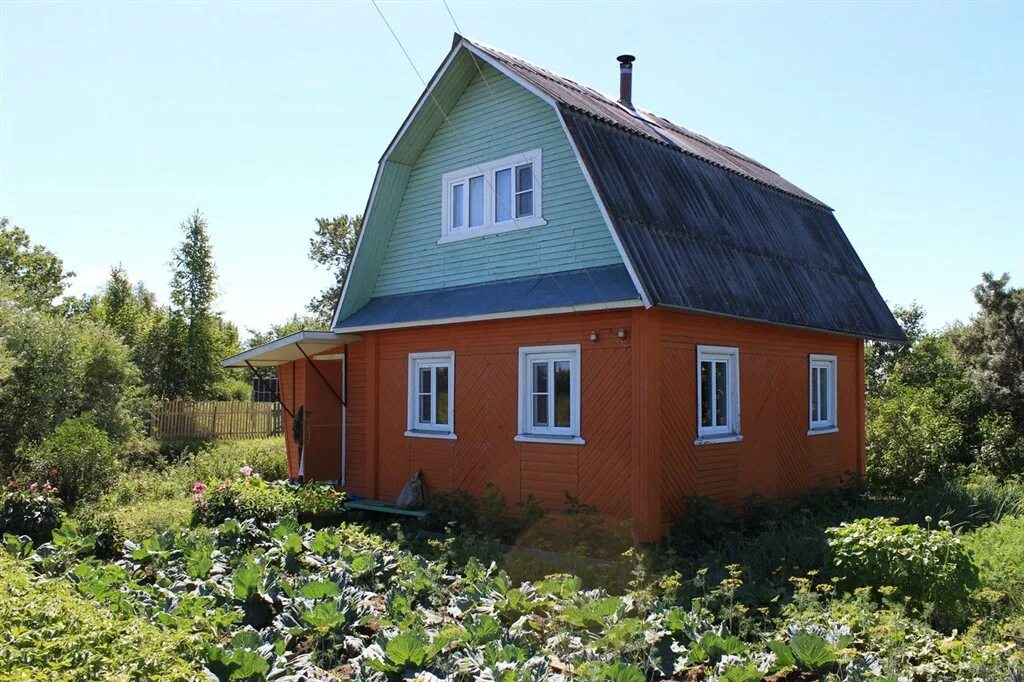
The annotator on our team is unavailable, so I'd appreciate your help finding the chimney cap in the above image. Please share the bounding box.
[617,54,636,67]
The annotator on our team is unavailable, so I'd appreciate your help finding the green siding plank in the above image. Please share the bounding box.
[371,63,623,299]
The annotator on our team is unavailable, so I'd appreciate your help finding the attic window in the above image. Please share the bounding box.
[439,149,546,244]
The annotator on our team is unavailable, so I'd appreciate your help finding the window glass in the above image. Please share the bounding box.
[811,367,820,422]
[553,360,571,428]
[451,184,464,229]
[435,366,449,425]
[495,168,512,222]
[818,366,829,421]
[516,164,533,217]
[700,361,713,427]
[532,361,549,427]
[714,361,728,426]
[468,175,484,227]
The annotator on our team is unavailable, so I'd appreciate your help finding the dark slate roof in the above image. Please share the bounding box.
[336,265,639,330]
[465,37,904,342]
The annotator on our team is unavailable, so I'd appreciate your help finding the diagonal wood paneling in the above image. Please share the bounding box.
[578,346,632,517]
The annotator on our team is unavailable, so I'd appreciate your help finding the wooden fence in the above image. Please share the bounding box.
[149,400,283,439]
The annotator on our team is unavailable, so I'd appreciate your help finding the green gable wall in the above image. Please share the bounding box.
[370,63,623,298]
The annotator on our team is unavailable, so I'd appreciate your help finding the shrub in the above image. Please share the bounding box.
[0,553,202,680]
[424,484,545,543]
[866,386,966,490]
[187,437,288,482]
[192,475,296,526]
[25,416,119,507]
[826,516,978,627]
[976,411,1024,478]
[0,479,62,543]
[0,306,143,472]
[295,484,346,516]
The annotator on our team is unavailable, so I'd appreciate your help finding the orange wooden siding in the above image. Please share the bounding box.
[277,307,865,541]
[654,308,864,538]
[367,309,636,516]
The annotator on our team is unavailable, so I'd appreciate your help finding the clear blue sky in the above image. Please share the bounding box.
[2,1,1021,337]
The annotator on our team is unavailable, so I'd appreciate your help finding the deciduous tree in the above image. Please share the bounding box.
[306,214,362,325]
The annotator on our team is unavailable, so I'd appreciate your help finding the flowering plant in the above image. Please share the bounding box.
[1,477,63,543]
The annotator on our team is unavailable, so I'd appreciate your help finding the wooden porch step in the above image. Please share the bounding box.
[343,498,427,518]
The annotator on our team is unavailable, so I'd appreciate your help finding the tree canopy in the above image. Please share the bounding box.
[306,214,362,325]
[0,216,73,310]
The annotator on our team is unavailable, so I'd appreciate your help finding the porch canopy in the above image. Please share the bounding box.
[221,331,361,368]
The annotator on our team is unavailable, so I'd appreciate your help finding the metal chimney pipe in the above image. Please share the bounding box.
[617,54,635,108]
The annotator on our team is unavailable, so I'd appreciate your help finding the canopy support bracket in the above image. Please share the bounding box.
[296,343,347,407]
[244,360,294,419]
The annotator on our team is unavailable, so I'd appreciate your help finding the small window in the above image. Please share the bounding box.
[517,344,582,443]
[440,149,545,243]
[809,354,837,433]
[696,345,740,442]
[407,351,455,438]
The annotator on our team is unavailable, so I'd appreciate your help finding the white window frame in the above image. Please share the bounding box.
[695,345,742,444]
[439,149,546,244]
[808,354,838,435]
[516,344,584,445]
[406,351,456,440]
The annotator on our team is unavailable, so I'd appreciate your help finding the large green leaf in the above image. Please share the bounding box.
[385,632,427,666]
[790,632,837,672]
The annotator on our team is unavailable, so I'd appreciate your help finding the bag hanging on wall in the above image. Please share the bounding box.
[395,470,428,510]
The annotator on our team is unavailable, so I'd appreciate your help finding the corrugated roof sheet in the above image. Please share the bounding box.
[336,265,640,330]
[561,110,905,342]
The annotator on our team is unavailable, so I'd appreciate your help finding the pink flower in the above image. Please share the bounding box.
[191,482,207,494]
[28,483,38,492]
[239,465,253,478]
[42,481,55,494]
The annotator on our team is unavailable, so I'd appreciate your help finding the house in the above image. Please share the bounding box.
[223,35,904,541]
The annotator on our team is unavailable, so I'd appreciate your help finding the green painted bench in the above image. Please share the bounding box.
[344,499,427,518]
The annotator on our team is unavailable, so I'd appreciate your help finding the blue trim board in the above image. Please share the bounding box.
[335,265,639,330]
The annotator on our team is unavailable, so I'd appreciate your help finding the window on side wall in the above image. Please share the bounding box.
[808,354,837,434]
[516,344,583,444]
[695,345,741,443]
[440,149,545,243]
[406,351,455,439]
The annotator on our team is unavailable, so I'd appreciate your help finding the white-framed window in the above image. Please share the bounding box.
[406,351,456,439]
[808,354,838,434]
[695,345,741,443]
[516,344,583,444]
[439,149,545,244]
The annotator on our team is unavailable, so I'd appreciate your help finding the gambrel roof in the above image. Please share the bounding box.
[332,35,904,343]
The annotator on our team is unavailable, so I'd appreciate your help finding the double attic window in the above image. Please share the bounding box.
[439,149,545,243]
